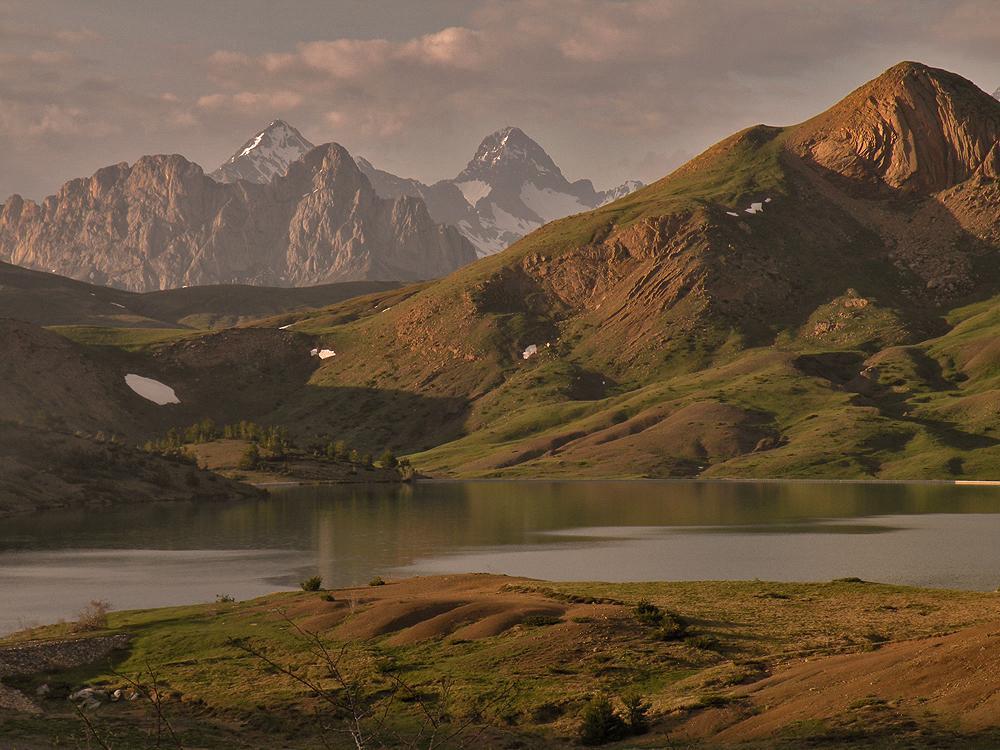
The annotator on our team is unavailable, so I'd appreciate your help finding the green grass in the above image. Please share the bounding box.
[5,578,1000,748]
[47,325,197,350]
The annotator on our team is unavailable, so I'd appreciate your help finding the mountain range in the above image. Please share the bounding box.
[2,61,999,483]
[208,120,643,257]
[356,127,643,256]
[0,121,639,291]
[0,143,475,291]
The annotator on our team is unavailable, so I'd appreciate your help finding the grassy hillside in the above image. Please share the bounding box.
[0,261,400,329]
[4,575,1000,748]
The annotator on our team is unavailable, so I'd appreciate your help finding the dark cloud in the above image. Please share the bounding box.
[1,0,997,199]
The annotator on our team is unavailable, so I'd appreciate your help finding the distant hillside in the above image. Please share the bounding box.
[0,144,476,291]
[0,261,400,329]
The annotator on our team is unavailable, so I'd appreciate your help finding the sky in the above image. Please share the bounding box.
[0,0,997,200]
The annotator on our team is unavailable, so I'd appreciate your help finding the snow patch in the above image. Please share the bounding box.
[125,374,180,405]
[522,344,538,360]
[278,324,293,330]
[110,302,126,309]
[456,180,491,207]
[519,182,589,223]
[745,202,764,214]
[311,348,336,359]
[489,203,539,236]
[726,211,739,217]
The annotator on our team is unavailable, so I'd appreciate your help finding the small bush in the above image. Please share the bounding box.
[300,576,323,592]
[633,599,663,625]
[655,613,688,641]
[579,695,626,745]
[686,633,721,651]
[73,600,112,632]
[368,576,386,587]
[321,594,336,602]
[216,594,235,603]
[633,599,688,639]
[621,692,651,735]
[238,443,261,471]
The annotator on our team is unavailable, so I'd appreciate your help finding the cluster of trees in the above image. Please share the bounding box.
[142,418,412,478]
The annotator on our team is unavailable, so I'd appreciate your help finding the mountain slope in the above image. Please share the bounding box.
[0,260,400,328]
[252,62,1000,479]
[358,127,643,256]
[210,120,314,184]
[0,144,477,291]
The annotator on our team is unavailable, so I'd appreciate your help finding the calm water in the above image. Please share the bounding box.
[2,480,1000,634]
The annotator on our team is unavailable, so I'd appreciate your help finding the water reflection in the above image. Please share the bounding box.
[1,480,999,634]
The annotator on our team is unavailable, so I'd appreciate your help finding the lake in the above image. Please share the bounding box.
[2,479,1000,635]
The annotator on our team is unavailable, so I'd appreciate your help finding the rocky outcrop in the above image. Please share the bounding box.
[790,62,1000,193]
[0,144,477,291]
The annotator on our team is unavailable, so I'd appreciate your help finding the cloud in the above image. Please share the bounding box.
[1,0,998,200]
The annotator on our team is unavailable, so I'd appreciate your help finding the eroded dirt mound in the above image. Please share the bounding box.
[681,622,1000,744]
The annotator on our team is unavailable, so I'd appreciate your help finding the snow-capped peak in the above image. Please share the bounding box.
[456,126,564,184]
[993,86,1000,101]
[210,120,315,184]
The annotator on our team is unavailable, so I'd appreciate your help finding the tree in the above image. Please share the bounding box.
[238,443,261,471]
[379,449,398,469]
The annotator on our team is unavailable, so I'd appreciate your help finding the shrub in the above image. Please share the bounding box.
[361,453,373,469]
[379,449,398,469]
[216,594,235,603]
[321,594,336,602]
[633,599,664,626]
[686,633,721,651]
[300,576,323,592]
[655,612,688,641]
[621,692,651,735]
[368,576,386,587]
[73,600,112,632]
[633,599,687,639]
[238,443,261,471]
[579,695,626,745]
[349,449,361,464]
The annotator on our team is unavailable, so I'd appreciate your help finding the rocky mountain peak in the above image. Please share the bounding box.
[790,61,1000,192]
[993,86,1000,101]
[210,120,315,185]
[457,126,564,183]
